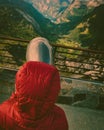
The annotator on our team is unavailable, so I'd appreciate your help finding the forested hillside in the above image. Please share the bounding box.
[0,6,40,40]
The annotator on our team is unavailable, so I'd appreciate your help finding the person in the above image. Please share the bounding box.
[0,37,68,130]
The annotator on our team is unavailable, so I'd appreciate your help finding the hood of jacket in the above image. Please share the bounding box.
[13,61,60,128]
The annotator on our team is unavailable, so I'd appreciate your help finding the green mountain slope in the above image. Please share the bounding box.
[0,6,40,40]
[59,4,104,50]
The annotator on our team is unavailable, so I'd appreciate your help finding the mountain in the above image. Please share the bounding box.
[27,0,104,23]
[62,4,104,50]
[25,0,72,23]
[0,0,58,41]
[0,6,40,40]
[0,0,104,49]
[0,0,78,41]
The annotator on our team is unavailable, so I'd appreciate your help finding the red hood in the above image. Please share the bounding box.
[14,61,60,128]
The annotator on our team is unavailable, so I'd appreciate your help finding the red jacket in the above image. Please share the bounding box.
[0,61,68,130]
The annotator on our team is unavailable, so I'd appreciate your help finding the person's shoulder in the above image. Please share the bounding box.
[54,105,66,117]
[53,105,69,130]
[0,97,17,129]
[0,97,15,114]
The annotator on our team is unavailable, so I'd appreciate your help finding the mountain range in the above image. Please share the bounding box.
[27,0,104,23]
[0,0,104,49]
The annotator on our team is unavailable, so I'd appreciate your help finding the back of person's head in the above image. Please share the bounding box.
[15,61,60,120]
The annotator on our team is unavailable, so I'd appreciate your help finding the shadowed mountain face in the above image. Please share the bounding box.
[79,4,104,50]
